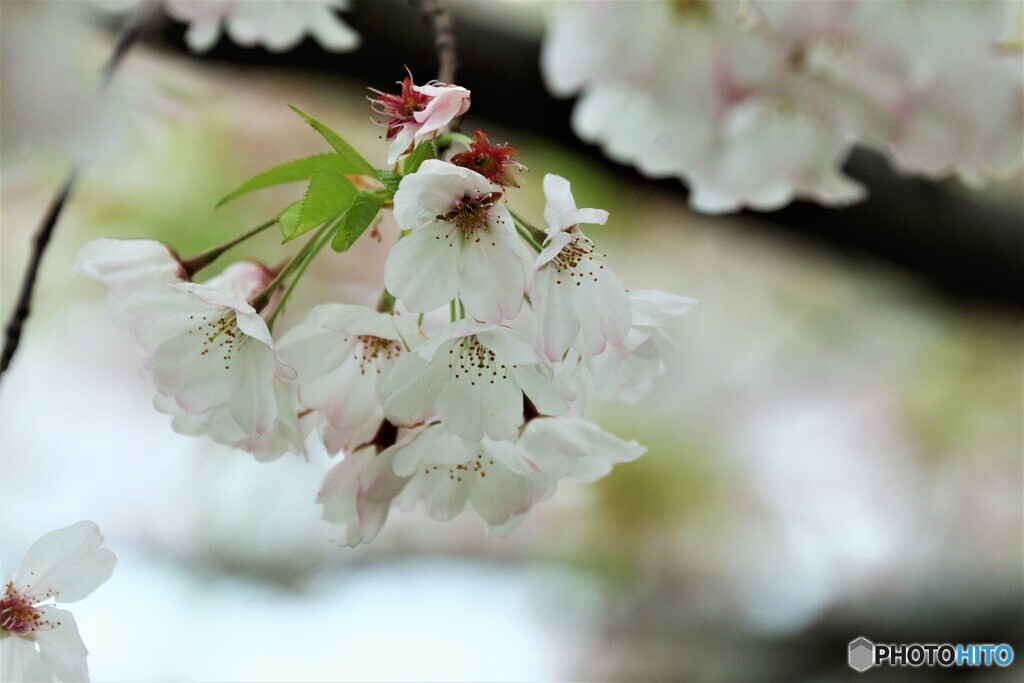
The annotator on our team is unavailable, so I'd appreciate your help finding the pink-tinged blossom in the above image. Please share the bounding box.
[385,160,532,323]
[371,74,471,164]
[317,417,644,545]
[562,290,696,404]
[277,304,423,454]
[318,437,411,547]
[532,174,631,361]
[74,238,186,329]
[163,0,360,54]
[541,0,1022,213]
[77,241,312,460]
[380,320,571,442]
[1,522,115,683]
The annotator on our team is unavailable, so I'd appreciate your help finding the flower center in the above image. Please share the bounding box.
[355,335,404,375]
[550,234,605,286]
[0,583,51,636]
[189,310,244,371]
[437,192,503,239]
[447,336,516,387]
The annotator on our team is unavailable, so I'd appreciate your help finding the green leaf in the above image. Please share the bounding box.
[277,200,304,239]
[403,141,435,175]
[216,153,347,208]
[289,106,376,177]
[332,192,387,252]
[280,168,358,242]
[376,170,402,194]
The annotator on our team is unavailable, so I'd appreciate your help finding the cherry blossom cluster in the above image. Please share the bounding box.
[542,0,1024,213]
[76,72,694,546]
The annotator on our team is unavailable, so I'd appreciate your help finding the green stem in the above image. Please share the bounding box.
[181,218,277,277]
[376,289,396,313]
[508,208,546,253]
[264,222,336,330]
[515,223,544,253]
[449,298,457,323]
[458,298,465,320]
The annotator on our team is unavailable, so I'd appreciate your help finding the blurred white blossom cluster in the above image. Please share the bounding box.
[76,72,693,546]
[542,0,1024,213]
[98,0,360,53]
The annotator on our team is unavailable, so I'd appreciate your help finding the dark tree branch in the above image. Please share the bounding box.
[409,0,459,85]
[0,22,140,378]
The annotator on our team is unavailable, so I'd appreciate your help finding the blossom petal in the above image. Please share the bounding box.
[15,521,115,604]
[435,372,522,442]
[384,223,461,313]
[32,607,90,683]
[520,417,645,482]
[455,231,527,323]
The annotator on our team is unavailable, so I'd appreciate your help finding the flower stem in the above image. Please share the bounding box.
[0,23,140,378]
[449,298,457,322]
[376,289,396,313]
[263,221,337,331]
[508,208,546,253]
[181,218,277,277]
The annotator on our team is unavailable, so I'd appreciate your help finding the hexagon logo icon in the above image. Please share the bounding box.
[849,637,875,672]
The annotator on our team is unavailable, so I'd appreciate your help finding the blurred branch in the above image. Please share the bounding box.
[0,22,140,378]
[409,0,459,85]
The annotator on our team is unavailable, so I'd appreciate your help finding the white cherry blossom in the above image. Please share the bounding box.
[317,433,411,547]
[562,290,696,404]
[78,241,311,460]
[317,417,645,545]
[533,174,631,360]
[163,0,360,54]
[380,320,571,442]
[390,424,552,536]
[277,304,422,454]
[1,522,115,683]
[385,160,531,323]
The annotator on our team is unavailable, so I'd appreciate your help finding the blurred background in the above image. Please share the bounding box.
[2,1,1021,680]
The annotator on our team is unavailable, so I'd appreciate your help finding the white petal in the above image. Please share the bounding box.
[512,366,571,417]
[1,632,43,683]
[469,461,535,527]
[32,607,90,683]
[319,447,408,547]
[308,4,360,52]
[531,264,580,361]
[184,18,222,52]
[571,264,631,356]
[15,522,115,604]
[380,351,450,426]
[390,424,474,476]
[455,231,526,323]
[384,223,461,314]
[435,368,523,442]
[521,417,645,482]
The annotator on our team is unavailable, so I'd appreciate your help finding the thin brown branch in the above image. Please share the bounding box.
[0,23,140,378]
[409,0,460,86]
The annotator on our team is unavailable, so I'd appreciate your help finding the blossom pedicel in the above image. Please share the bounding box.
[75,69,694,546]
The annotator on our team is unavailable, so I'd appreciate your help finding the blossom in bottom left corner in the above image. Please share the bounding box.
[1,521,116,683]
